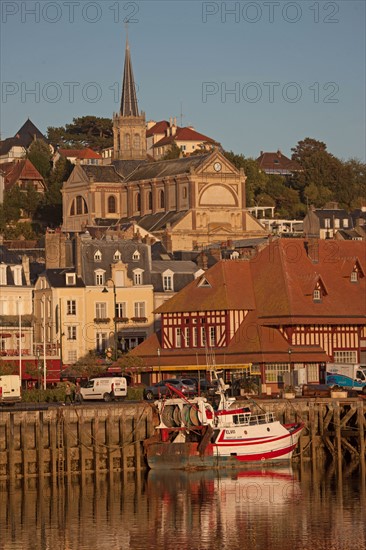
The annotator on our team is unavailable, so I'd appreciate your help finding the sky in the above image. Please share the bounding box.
[1,0,365,161]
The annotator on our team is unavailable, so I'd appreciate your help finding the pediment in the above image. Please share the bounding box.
[64,165,90,187]
[195,150,240,178]
[208,223,233,235]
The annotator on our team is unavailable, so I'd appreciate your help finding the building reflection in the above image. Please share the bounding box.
[0,464,365,550]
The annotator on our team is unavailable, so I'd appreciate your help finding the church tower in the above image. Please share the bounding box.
[113,35,146,160]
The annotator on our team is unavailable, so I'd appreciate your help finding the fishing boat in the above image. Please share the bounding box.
[144,375,304,470]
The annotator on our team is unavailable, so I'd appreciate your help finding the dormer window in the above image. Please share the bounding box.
[66,273,76,286]
[133,269,144,285]
[343,218,349,228]
[0,265,7,285]
[113,250,121,261]
[10,266,22,286]
[162,270,174,291]
[230,251,239,259]
[198,276,211,288]
[132,250,140,261]
[351,271,358,283]
[313,289,321,302]
[94,269,105,286]
[94,250,102,262]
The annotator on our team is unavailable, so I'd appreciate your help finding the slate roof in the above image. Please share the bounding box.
[0,119,47,155]
[112,159,148,178]
[313,209,353,229]
[43,268,85,288]
[79,239,152,286]
[118,211,189,232]
[125,154,211,182]
[151,260,199,292]
[82,165,124,183]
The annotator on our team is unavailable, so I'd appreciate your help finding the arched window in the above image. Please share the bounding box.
[159,190,165,209]
[76,196,83,215]
[124,133,131,150]
[133,134,140,149]
[70,201,75,215]
[148,191,153,210]
[136,192,141,212]
[108,195,116,214]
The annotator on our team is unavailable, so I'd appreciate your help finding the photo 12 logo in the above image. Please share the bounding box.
[1,1,140,24]
[202,81,339,104]
[201,2,340,24]
[1,81,136,104]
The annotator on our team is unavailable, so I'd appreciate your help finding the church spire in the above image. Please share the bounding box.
[120,32,139,116]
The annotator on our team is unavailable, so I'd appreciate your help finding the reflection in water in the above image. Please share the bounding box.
[0,465,365,550]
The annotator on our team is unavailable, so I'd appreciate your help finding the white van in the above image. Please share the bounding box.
[80,376,127,402]
[0,375,22,404]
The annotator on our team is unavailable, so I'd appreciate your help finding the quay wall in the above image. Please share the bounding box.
[0,398,365,481]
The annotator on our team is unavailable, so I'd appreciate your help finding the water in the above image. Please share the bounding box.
[0,464,365,550]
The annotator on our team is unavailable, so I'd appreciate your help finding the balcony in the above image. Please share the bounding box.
[114,317,129,323]
[93,318,111,324]
[130,317,148,323]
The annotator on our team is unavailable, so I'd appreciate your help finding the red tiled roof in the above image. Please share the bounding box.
[2,159,44,189]
[153,126,216,148]
[146,121,170,137]
[252,239,366,324]
[155,260,256,313]
[256,151,301,172]
[59,148,101,159]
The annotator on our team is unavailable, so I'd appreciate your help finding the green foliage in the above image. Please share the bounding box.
[21,384,69,403]
[162,142,181,160]
[27,140,52,179]
[47,116,113,151]
[38,156,74,227]
[126,386,145,401]
[225,139,366,216]
[0,361,18,376]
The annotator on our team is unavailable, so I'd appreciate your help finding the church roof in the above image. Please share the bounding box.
[112,159,148,178]
[120,38,139,116]
[125,153,210,181]
[118,210,189,232]
[82,165,124,183]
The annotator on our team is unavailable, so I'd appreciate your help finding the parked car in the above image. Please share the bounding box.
[80,376,127,402]
[143,378,196,400]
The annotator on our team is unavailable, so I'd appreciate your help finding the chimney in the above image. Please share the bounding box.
[173,117,177,126]
[171,126,177,136]
[277,149,282,157]
[197,252,208,270]
[21,255,30,285]
[74,233,83,277]
[260,150,263,156]
[304,238,319,263]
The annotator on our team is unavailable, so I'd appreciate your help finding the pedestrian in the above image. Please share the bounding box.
[64,382,73,405]
[74,381,83,404]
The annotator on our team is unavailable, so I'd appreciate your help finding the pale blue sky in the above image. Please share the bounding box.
[1,1,365,160]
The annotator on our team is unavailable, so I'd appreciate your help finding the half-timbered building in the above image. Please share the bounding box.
[132,239,366,390]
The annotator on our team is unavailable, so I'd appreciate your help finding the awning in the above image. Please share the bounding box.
[0,333,12,338]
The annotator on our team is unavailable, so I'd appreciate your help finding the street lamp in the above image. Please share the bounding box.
[157,347,161,381]
[18,297,22,386]
[288,348,293,387]
[102,279,118,361]
[42,295,47,390]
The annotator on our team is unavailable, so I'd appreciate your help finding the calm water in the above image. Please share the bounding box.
[0,464,365,550]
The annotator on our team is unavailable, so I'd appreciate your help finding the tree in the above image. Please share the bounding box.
[27,140,52,179]
[48,116,113,150]
[38,156,73,227]
[162,142,181,160]
[223,151,268,206]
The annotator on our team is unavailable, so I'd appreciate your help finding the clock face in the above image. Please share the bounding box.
[214,162,222,172]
